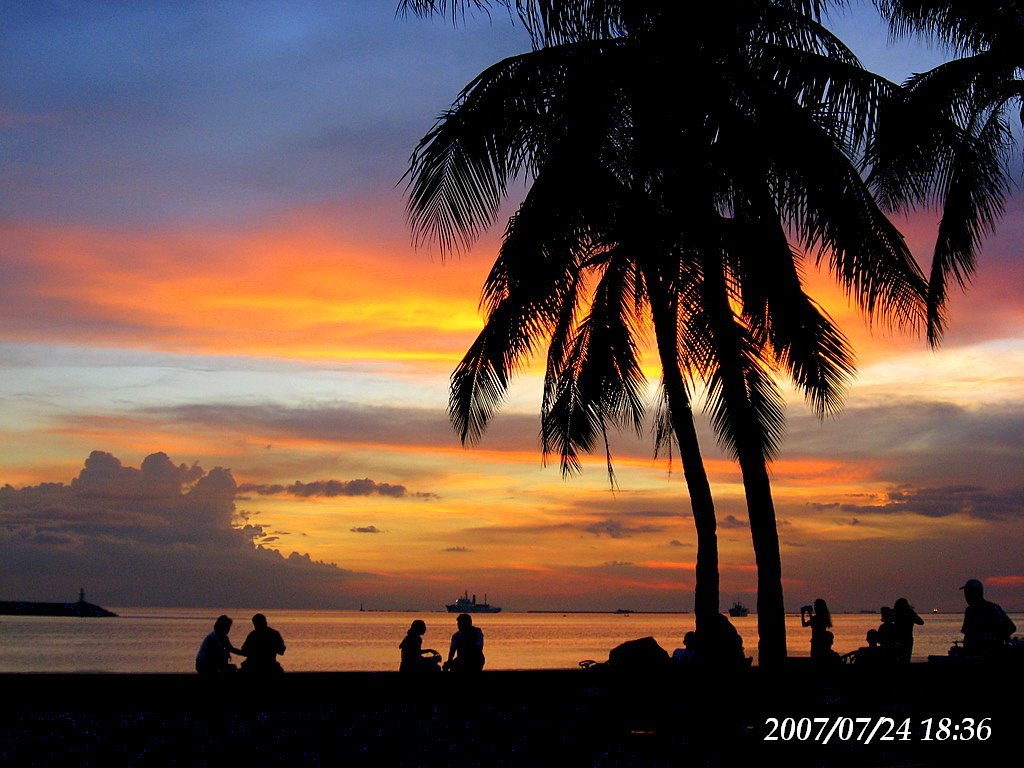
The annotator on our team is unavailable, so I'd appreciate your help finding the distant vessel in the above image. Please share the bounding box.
[727,600,749,618]
[0,588,118,618]
[446,592,501,613]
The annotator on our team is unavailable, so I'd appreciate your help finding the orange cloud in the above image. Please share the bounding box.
[5,195,1022,399]
[0,207,494,369]
[639,561,697,570]
[987,575,1024,588]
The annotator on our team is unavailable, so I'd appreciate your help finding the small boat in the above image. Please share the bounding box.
[446,591,501,613]
[727,600,749,618]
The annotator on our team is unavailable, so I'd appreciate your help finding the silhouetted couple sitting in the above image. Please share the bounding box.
[671,614,748,668]
[400,614,484,673]
[195,613,287,674]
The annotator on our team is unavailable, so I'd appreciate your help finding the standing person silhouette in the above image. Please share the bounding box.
[240,613,287,673]
[443,613,484,672]
[892,597,924,662]
[801,599,832,659]
[960,579,1016,656]
[876,606,897,658]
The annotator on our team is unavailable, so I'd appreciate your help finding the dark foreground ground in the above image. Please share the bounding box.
[2,661,1019,767]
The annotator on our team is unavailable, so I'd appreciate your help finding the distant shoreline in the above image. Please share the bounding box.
[0,600,117,618]
[525,610,690,615]
[10,606,999,616]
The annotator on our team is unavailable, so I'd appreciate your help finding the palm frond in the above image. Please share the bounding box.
[756,43,896,151]
[542,249,648,478]
[652,384,676,464]
[450,295,550,444]
[405,39,622,255]
[450,150,623,444]
[717,77,928,332]
[927,108,1012,343]
[874,0,1016,52]
[688,268,789,462]
[725,208,855,418]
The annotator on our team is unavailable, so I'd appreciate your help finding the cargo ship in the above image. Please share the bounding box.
[727,600,749,618]
[445,591,501,613]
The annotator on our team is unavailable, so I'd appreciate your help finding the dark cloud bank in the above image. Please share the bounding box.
[138,395,1024,494]
[0,451,393,607]
[239,478,436,500]
[808,485,1024,521]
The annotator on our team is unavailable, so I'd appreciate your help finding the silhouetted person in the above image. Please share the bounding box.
[851,629,885,665]
[817,630,841,664]
[892,597,924,662]
[195,615,242,674]
[877,606,897,658]
[400,619,441,672]
[702,613,746,667]
[672,631,699,665]
[443,613,484,672]
[960,579,1016,656]
[240,613,286,673]
[801,599,832,659]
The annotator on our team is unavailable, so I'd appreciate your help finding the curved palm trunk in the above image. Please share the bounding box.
[703,257,788,667]
[649,286,720,638]
[631,68,720,638]
[735,445,787,666]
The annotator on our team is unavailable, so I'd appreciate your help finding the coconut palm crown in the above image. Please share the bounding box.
[401,0,928,664]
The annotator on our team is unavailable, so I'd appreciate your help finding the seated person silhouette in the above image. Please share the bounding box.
[850,628,886,665]
[240,613,287,673]
[816,630,841,664]
[704,614,747,667]
[195,615,242,674]
[671,631,699,665]
[670,618,746,667]
[400,619,442,672]
[443,613,484,672]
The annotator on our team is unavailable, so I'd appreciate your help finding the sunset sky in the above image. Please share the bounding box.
[2,1,1022,613]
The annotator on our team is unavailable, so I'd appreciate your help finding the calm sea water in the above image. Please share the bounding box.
[1,608,1013,673]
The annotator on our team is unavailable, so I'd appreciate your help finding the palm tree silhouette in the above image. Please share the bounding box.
[402,0,927,664]
[422,57,728,640]
[870,0,1021,343]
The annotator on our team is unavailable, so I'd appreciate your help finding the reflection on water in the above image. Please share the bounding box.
[1,608,1013,673]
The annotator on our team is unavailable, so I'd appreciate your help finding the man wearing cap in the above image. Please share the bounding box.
[960,579,1016,656]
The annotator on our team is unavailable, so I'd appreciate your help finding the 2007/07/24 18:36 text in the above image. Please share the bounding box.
[764,716,993,744]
